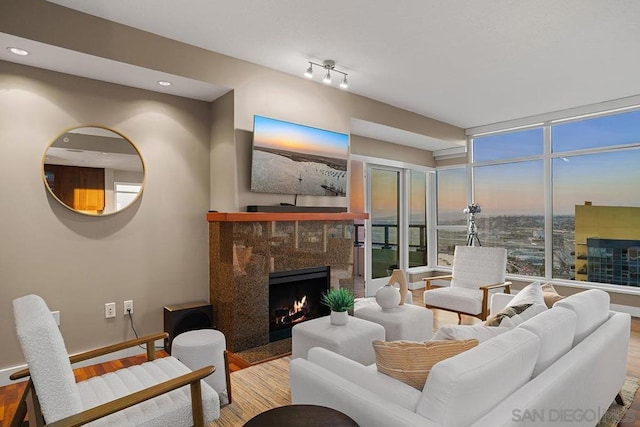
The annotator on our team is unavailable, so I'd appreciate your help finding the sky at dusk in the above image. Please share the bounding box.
[470,109,640,216]
[253,115,349,159]
[322,109,639,221]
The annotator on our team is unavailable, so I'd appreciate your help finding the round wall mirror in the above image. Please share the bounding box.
[42,126,145,216]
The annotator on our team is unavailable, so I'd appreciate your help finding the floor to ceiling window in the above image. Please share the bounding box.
[467,107,640,288]
[551,110,640,285]
[435,167,467,266]
[473,160,545,276]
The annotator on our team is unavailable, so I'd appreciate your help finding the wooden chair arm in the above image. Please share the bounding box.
[422,275,453,290]
[10,332,168,380]
[479,282,512,320]
[45,365,215,427]
[479,281,512,293]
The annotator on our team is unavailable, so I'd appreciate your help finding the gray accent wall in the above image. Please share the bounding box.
[0,62,212,367]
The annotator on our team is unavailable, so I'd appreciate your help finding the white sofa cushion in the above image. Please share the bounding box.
[517,306,577,376]
[432,324,510,342]
[306,347,421,412]
[418,328,540,426]
[554,289,610,346]
[424,287,483,314]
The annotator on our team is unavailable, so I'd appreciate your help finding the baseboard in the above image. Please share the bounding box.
[0,339,164,387]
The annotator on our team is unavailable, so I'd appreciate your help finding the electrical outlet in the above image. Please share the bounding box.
[105,302,116,318]
[51,310,60,326]
[123,300,133,315]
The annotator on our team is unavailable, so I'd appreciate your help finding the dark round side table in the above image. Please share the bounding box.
[243,404,359,427]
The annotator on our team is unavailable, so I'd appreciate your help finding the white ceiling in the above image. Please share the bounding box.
[5,1,640,147]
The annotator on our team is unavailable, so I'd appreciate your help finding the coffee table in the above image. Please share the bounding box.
[243,404,358,426]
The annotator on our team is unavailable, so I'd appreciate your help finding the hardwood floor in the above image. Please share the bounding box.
[1,303,639,426]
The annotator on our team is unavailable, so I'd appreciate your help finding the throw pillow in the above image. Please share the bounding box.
[506,281,545,307]
[432,324,510,342]
[541,282,565,308]
[484,303,533,327]
[498,303,547,328]
[373,339,478,389]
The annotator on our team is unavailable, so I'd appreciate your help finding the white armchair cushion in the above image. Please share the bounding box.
[554,289,610,346]
[13,295,84,423]
[432,324,510,342]
[450,246,507,289]
[424,287,483,315]
[78,357,220,427]
[517,306,577,376]
[13,294,220,426]
[418,328,540,426]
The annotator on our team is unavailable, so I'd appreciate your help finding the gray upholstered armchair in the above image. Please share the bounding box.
[423,246,511,323]
[10,294,220,427]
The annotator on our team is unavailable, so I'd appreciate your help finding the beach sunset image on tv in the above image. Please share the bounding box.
[250,115,349,197]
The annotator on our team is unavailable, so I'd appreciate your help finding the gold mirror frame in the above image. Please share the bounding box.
[42,126,145,216]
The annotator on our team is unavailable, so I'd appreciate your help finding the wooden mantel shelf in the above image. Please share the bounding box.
[207,211,369,222]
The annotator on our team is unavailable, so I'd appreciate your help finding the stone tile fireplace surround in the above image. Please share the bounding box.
[208,212,368,352]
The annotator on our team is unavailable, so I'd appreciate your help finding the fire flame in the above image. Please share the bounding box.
[291,295,307,315]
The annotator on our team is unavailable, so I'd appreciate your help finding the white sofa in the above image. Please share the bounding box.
[290,289,630,427]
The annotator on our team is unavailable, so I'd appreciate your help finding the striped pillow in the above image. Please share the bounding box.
[373,339,479,389]
[484,303,533,327]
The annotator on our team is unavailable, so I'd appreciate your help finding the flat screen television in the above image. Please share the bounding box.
[250,115,349,197]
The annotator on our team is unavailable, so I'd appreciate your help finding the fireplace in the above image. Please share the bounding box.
[269,266,330,342]
[208,211,368,352]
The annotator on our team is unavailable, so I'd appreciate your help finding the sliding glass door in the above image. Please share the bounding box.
[366,165,401,296]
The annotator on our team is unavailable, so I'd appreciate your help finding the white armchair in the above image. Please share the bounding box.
[423,246,511,323]
[10,294,220,427]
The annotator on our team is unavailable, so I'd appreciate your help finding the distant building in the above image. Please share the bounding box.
[575,204,640,286]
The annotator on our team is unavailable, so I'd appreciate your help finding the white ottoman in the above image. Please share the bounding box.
[171,329,231,405]
[292,315,385,365]
[354,303,434,342]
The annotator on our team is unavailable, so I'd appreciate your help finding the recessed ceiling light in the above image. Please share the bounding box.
[157,80,172,87]
[7,47,29,56]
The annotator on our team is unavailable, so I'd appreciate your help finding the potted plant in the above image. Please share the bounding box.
[321,287,355,325]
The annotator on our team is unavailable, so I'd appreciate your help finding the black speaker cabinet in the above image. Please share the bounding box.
[163,301,213,353]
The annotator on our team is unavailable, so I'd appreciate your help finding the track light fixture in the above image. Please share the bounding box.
[304,59,349,89]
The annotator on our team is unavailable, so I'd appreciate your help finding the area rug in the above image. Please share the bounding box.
[597,376,640,426]
[211,356,291,426]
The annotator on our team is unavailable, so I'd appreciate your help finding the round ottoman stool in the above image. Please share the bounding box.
[171,329,231,405]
